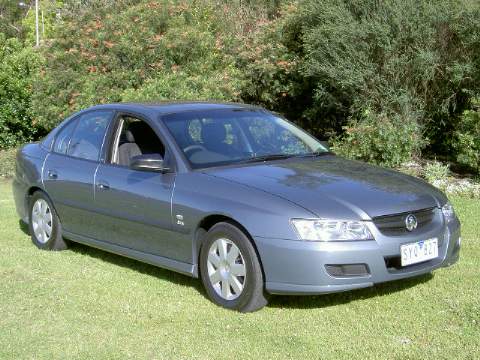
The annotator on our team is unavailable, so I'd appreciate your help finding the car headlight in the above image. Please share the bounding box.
[442,202,455,223]
[291,219,374,241]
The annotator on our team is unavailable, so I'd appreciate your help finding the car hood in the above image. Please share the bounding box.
[203,156,447,220]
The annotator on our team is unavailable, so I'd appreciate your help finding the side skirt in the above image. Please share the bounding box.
[63,230,196,277]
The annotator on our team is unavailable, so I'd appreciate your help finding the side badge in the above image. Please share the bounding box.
[176,214,184,226]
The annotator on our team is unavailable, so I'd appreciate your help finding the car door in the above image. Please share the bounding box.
[43,110,114,237]
[92,113,189,262]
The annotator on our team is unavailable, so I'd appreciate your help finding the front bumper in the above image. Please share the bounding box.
[255,214,461,295]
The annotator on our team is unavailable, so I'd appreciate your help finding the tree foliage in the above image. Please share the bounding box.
[0,34,41,148]
[240,0,480,167]
[0,0,479,173]
[32,1,250,129]
[453,104,480,173]
[0,0,26,39]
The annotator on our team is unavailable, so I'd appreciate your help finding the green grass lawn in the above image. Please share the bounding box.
[0,180,478,359]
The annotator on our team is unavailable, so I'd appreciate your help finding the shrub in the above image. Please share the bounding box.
[4,0,479,173]
[331,108,426,168]
[31,1,246,131]
[21,0,62,46]
[121,69,243,102]
[238,3,321,134]
[0,147,17,178]
[424,161,450,185]
[453,106,480,174]
[0,1,25,39]
[0,35,42,149]
[241,0,480,151]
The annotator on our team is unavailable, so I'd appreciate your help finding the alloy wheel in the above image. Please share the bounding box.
[31,199,53,244]
[206,238,246,300]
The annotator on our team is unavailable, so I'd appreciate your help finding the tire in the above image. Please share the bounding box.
[199,222,268,312]
[29,191,67,251]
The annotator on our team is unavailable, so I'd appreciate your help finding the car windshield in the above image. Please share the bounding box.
[162,108,329,169]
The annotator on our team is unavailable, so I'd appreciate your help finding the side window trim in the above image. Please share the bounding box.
[106,111,176,172]
[52,116,80,155]
[64,117,81,155]
[110,117,124,165]
[98,110,118,164]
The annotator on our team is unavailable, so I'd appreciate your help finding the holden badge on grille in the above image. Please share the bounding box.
[405,214,418,231]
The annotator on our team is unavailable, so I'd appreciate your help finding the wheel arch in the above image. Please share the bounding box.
[27,186,43,197]
[24,186,44,221]
[25,187,60,223]
[193,214,266,280]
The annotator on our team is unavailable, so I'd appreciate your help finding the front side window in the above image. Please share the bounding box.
[162,109,328,169]
[67,111,112,161]
[110,115,166,167]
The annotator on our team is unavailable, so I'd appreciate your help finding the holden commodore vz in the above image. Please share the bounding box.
[13,102,461,312]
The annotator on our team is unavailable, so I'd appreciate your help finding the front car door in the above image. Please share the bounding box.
[42,110,114,237]
[92,113,190,263]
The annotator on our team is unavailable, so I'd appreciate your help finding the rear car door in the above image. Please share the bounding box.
[43,110,114,237]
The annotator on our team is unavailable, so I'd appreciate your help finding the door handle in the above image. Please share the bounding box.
[96,182,110,190]
[47,170,58,179]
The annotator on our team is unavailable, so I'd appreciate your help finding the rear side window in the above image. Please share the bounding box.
[67,111,113,161]
[53,119,78,154]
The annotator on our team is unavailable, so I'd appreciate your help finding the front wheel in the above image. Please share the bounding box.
[199,222,268,312]
[29,191,67,251]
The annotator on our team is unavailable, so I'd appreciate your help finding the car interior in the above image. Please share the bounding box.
[165,117,250,167]
[111,116,166,167]
[110,113,315,170]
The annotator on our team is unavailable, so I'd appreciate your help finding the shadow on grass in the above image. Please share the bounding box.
[67,238,434,310]
[66,240,207,298]
[21,219,435,310]
[17,220,210,298]
[268,273,434,309]
[19,220,30,235]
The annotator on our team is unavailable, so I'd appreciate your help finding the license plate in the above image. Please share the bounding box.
[400,238,438,266]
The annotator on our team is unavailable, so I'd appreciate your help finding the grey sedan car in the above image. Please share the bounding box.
[13,102,461,312]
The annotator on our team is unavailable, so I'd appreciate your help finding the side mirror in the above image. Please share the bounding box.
[130,154,170,173]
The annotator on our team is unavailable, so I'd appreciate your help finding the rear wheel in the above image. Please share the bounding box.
[29,191,67,251]
[199,222,268,312]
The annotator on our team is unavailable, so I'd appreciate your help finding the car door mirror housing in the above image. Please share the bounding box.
[130,154,170,173]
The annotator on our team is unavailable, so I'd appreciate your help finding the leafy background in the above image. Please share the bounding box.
[1,0,479,175]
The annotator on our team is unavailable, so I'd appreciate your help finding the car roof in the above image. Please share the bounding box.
[86,101,265,115]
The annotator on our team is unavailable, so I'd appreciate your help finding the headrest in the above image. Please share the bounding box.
[201,122,226,145]
[124,130,135,143]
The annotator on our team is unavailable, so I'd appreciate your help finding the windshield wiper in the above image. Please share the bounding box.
[238,153,296,164]
[295,151,334,158]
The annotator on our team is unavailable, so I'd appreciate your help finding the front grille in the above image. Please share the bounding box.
[373,207,437,236]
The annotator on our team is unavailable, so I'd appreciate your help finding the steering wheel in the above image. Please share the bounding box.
[183,144,207,157]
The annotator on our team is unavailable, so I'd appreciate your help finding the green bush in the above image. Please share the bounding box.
[2,0,479,173]
[0,147,17,178]
[331,108,426,168]
[241,0,480,149]
[31,1,257,131]
[453,106,480,174]
[0,1,25,39]
[0,35,42,149]
[424,161,450,185]
[238,3,320,134]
